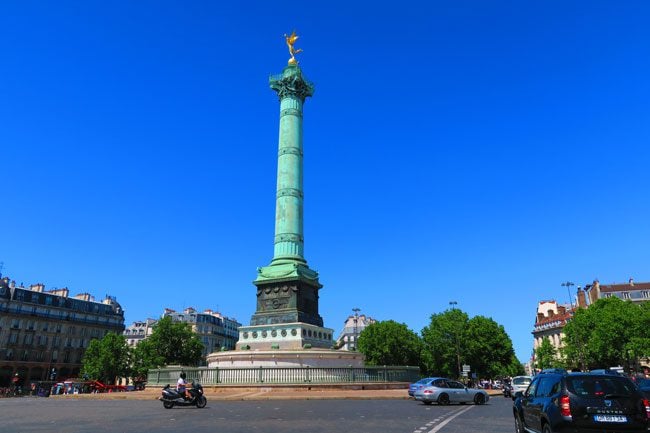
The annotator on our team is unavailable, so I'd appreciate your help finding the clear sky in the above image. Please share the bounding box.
[2,1,649,363]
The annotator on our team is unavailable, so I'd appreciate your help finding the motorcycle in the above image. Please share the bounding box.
[160,382,207,409]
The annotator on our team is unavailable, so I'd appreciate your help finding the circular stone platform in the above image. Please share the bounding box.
[206,348,364,368]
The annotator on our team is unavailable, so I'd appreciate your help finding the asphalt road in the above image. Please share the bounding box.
[0,395,516,433]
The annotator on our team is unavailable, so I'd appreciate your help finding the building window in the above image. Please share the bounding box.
[23,334,33,346]
[11,319,20,329]
[605,293,612,298]
[623,292,631,299]
[642,291,649,299]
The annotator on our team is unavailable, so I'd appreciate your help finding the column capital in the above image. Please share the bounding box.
[269,65,314,101]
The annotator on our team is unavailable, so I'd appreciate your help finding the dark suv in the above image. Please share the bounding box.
[513,369,650,433]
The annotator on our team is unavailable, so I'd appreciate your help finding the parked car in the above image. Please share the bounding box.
[509,375,532,400]
[414,377,489,405]
[409,377,437,397]
[513,369,650,433]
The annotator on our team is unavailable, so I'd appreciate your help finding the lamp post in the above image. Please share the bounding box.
[561,281,575,308]
[449,301,461,379]
[352,308,360,351]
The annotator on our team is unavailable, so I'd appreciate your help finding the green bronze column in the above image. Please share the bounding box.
[269,64,313,265]
[250,34,325,331]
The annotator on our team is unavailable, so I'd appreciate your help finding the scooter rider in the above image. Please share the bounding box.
[176,372,192,400]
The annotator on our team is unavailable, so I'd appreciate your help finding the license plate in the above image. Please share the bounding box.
[593,415,627,423]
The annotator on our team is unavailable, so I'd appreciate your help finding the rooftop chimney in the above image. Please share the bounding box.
[629,277,634,286]
[577,287,587,308]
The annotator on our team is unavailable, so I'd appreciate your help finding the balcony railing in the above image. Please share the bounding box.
[147,365,419,386]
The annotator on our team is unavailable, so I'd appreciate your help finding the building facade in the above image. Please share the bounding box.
[532,279,650,371]
[0,276,125,386]
[336,314,376,351]
[163,308,241,359]
[531,288,588,368]
[532,300,575,353]
[586,278,650,305]
[123,318,157,347]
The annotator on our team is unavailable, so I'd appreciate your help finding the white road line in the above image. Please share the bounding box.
[427,405,475,433]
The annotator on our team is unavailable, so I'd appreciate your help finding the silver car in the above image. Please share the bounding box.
[414,377,489,405]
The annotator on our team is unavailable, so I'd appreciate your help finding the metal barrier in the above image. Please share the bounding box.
[147,365,420,386]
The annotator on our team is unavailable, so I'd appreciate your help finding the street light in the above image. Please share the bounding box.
[352,308,360,351]
[561,281,575,308]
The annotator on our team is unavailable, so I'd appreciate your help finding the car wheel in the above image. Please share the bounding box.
[474,393,485,405]
[514,414,524,433]
[438,393,450,405]
[542,423,553,433]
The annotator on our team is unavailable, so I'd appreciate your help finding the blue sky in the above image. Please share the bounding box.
[2,1,649,363]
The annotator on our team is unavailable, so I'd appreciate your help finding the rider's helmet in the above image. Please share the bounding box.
[180,372,186,380]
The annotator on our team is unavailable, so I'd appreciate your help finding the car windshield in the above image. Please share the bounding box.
[416,379,431,385]
[567,377,635,398]
[512,377,531,386]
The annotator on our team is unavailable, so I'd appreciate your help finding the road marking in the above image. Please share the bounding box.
[427,405,475,433]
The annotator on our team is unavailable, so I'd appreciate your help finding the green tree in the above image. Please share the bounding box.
[356,320,422,366]
[563,297,650,370]
[464,315,522,378]
[626,301,650,367]
[421,309,469,378]
[421,309,522,379]
[81,332,131,384]
[130,338,165,381]
[534,337,559,370]
[134,316,204,367]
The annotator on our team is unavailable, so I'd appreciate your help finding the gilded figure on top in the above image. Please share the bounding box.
[284,31,303,64]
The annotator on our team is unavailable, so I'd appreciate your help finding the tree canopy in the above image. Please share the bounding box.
[356,320,422,367]
[563,297,650,370]
[132,316,204,369]
[464,315,523,378]
[81,332,131,384]
[83,317,206,384]
[421,309,522,378]
[421,308,468,378]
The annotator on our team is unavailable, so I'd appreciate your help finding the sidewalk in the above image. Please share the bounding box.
[51,387,503,401]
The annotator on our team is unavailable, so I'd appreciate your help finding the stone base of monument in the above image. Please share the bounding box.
[233,322,335,351]
[206,348,363,368]
[206,322,364,368]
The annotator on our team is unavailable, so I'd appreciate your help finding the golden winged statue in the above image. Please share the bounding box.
[284,30,303,64]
